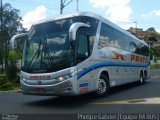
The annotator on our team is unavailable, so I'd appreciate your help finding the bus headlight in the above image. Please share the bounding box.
[57,74,73,81]
[57,76,66,81]
[20,76,26,82]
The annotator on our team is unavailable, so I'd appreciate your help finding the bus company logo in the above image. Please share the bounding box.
[112,51,125,61]
[131,54,147,63]
[30,75,51,80]
[37,80,42,85]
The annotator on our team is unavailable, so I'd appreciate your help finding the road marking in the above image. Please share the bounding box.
[94,97,160,104]
[151,75,160,78]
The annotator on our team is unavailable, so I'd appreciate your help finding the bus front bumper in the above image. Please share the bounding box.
[20,79,77,96]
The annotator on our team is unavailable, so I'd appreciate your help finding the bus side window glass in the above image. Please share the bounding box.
[135,41,141,54]
[141,44,149,56]
[112,29,121,49]
[123,36,130,51]
[77,34,90,63]
[99,23,112,49]
[129,41,136,52]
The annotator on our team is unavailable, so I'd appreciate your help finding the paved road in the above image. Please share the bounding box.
[0,70,160,118]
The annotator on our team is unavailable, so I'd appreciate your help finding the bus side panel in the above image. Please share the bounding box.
[97,46,149,86]
[77,58,95,94]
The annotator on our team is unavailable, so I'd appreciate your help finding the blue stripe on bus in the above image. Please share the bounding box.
[77,62,149,79]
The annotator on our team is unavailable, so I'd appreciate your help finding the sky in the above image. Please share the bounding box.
[3,0,160,32]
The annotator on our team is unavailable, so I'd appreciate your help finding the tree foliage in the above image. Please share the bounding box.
[145,27,160,42]
[0,3,24,36]
[146,27,156,32]
[0,3,25,77]
[150,45,160,60]
[148,33,158,42]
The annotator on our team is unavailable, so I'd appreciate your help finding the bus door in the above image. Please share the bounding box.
[76,28,93,94]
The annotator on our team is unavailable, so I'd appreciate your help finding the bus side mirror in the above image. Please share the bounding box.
[10,33,28,49]
[69,22,90,41]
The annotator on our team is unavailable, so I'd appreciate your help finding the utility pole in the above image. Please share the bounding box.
[0,0,3,74]
[134,22,137,34]
[60,0,63,14]
[1,0,2,31]
[60,0,74,14]
[76,0,78,12]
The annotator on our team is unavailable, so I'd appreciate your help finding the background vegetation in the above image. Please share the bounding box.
[0,3,26,90]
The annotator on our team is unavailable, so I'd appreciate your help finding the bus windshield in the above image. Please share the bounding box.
[22,20,71,73]
[21,16,99,73]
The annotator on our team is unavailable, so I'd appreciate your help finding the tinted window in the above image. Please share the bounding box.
[22,16,98,73]
[113,29,126,49]
[123,35,131,51]
[77,33,89,63]
[134,40,141,54]
[99,23,130,51]
[99,23,113,48]
[77,34,89,57]
[141,44,149,56]
[99,22,149,56]
[79,16,98,54]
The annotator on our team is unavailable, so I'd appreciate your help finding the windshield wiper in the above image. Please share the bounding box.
[27,40,42,69]
[39,36,54,68]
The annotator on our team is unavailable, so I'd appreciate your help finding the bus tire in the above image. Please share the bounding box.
[139,72,144,84]
[94,74,110,97]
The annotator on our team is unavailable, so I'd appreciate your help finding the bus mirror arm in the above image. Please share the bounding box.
[10,33,28,49]
[69,22,90,41]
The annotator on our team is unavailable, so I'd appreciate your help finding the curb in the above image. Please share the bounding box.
[0,89,21,93]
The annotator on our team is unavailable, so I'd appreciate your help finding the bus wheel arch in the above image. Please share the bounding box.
[94,70,110,97]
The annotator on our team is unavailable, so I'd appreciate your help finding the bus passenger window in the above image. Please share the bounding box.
[99,23,113,49]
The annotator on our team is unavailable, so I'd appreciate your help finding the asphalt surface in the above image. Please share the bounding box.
[0,69,160,119]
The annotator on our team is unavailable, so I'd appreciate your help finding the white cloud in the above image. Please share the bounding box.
[155,10,160,16]
[22,5,47,29]
[156,29,160,33]
[142,10,160,17]
[141,11,154,17]
[89,0,132,23]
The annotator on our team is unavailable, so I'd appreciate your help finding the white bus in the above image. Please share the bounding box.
[11,12,150,97]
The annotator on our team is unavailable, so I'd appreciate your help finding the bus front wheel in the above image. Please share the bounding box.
[139,73,144,84]
[94,75,110,97]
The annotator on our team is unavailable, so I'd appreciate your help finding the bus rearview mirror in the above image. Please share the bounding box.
[69,22,90,41]
[10,33,28,49]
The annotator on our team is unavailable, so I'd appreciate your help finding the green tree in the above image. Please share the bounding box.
[150,45,160,62]
[0,3,25,77]
[145,27,160,42]
[148,33,158,42]
[146,27,156,32]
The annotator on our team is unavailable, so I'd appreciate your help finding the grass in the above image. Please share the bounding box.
[150,64,160,69]
[0,76,20,91]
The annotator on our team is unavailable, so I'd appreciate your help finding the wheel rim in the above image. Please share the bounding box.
[140,76,143,83]
[97,79,107,94]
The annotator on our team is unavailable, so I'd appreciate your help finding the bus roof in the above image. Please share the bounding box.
[33,12,148,46]
[33,12,101,25]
